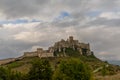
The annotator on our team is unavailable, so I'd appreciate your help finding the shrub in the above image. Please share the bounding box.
[28,59,52,80]
[52,58,94,80]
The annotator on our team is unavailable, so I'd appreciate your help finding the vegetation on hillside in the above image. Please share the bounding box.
[53,58,93,80]
[28,59,52,80]
[0,58,94,80]
[0,67,25,80]
[1,49,120,80]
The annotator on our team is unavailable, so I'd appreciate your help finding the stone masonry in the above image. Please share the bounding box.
[24,48,53,58]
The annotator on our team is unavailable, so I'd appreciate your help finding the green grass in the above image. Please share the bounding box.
[1,54,120,78]
[5,61,24,68]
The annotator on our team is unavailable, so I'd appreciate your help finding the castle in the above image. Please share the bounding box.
[23,36,92,58]
[0,36,93,65]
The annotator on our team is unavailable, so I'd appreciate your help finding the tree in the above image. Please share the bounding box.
[0,67,25,80]
[101,65,109,77]
[0,67,9,80]
[52,58,93,80]
[10,71,25,80]
[28,59,52,80]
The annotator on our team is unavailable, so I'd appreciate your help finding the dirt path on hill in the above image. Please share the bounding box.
[95,73,120,80]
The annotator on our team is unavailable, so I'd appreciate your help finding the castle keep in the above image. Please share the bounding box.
[23,36,92,58]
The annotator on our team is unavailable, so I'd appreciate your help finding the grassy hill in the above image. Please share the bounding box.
[1,50,120,80]
[2,55,120,74]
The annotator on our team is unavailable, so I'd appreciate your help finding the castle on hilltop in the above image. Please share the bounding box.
[23,36,93,58]
[0,36,93,65]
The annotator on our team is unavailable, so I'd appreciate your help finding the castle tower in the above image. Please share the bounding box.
[69,36,73,42]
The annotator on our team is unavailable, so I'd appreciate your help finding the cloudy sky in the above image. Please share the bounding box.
[0,0,120,60]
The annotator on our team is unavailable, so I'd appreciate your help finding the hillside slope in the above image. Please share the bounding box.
[1,51,120,80]
[2,55,120,74]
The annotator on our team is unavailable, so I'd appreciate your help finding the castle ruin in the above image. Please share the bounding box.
[23,36,92,58]
[0,36,93,65]
[24,48,53,58]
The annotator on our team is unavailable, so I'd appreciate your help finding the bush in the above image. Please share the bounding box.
[28,59,53,80]
[0,67,25,80]
[52,58,94,80]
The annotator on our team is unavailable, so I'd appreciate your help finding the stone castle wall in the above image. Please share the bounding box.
[24,52,38,57]
[23,48,54,58]
[38,52,53,58]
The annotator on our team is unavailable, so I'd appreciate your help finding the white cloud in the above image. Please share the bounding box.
[14,31,43,43]
[99,12,120,19]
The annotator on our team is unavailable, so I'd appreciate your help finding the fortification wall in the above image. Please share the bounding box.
[24,52,37,57]
[38,52,54,58]
[79,43,90,49]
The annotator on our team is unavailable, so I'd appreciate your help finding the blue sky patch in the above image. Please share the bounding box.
[31,19,42,23]
[0,19,41,24]
[0,19,28,24]
[54,11,70,21]
[60,11,70,18]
